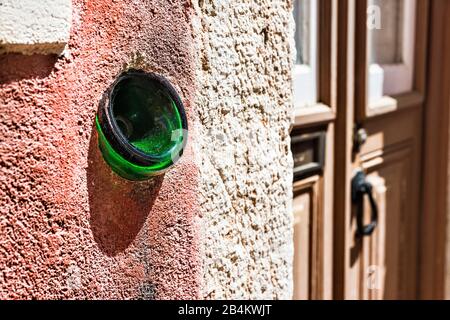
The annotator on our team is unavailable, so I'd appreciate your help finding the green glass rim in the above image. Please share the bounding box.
[96,116,172,180]
[97,69,188,168]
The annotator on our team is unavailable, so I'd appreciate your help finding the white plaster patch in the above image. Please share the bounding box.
[0,0,72,54]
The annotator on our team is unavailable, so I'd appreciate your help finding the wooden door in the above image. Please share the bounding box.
[333,0,429,300]
[291,0,337,300]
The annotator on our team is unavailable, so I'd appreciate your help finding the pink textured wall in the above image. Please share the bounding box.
[0,0,200,299]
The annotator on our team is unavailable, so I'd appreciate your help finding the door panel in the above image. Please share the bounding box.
[292,184,313,300]
[344,109,422,299]
[358,145,414,299]
[292,175,324,300]
[333,0,428,300]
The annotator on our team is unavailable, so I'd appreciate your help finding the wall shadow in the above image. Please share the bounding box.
[350,202,362,267]
[0,53,58,84]
[87,123,163,256]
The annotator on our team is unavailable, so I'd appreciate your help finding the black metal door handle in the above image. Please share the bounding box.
[352,171,378,237]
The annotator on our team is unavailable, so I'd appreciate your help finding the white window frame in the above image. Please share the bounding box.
[293,0,318,108]
[369,0,417,103]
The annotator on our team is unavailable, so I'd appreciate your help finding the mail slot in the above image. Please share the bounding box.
[292,131,326,181]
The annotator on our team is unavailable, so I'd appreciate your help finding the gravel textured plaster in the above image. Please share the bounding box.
[194,0,295,299]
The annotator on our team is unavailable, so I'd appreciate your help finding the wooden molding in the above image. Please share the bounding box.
[293,175,325,300]
[333,0,356,299]
[293,104,336,128]
[420,0,449,300]
[365,91,424,118]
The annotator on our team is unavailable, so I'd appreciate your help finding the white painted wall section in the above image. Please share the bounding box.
[0,0,72,54]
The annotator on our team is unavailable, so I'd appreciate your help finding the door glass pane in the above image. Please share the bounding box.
[294,0,311,66]
[367,0,415,101]
[293,0,318,107]
[369,0,404,65]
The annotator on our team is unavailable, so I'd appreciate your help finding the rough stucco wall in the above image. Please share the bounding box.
[0,0,201,299]
[194,0,294,299]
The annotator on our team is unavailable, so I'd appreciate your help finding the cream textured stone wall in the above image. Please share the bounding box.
[0,0,72,54]
[194,0,294,299]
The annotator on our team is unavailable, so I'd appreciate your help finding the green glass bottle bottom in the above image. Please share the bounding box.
[95,116,173,181]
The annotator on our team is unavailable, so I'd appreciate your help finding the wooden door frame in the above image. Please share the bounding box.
[291,0,338,300]
[333,0,356,299]
[420,0,450,300]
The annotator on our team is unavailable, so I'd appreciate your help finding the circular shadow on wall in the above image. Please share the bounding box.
[87,88,164,257]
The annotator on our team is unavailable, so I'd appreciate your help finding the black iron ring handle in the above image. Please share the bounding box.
[352,171,379,237]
